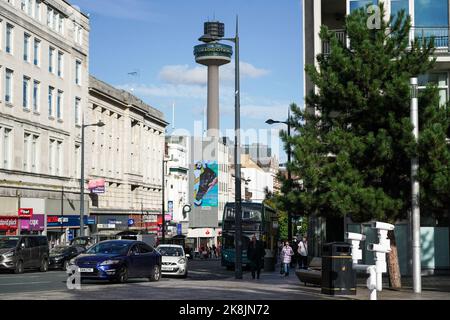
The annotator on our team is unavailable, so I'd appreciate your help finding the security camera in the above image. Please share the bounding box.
[371,221,394,231]
[346,232,366,241]
[367,243,391,253]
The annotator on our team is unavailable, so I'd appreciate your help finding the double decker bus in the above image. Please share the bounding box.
[221,202,278,269]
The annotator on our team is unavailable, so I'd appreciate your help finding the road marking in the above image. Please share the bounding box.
[0,281,51,286]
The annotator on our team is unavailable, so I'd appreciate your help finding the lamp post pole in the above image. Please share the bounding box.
[80,118,105,238]
[266,107,293,242]
[233,17,243,280]
[410,77,421,293]
[80,118,85,238]
[287,108,292,242]
[162,155,166,244]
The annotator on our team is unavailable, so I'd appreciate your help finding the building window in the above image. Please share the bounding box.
[21,0,26,11]
[35,0,41,21]
[49,138,62,175]
[418,73,449,107]
[75,60,81,85]
[48,86,54,117]
[49,138,54,174]
[23,133,30,171]
[1,127,12,170]
[57,90,63,119]
[23,33,30,62]
[6,23,13,54]
[57,51,63,77]
[74,23,83,45]
[47,7,54,29]
[49,47,54,73]
[349,0,378,12]
[31,134,38,173]
[75,97,81,125]
[56,140,62,175]
[33,80,40,112]
[5,69,13,103]
[23,76,30,109]
[33,39,40,66]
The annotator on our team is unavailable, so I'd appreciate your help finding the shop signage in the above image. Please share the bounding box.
[97,224,115,229]
[0,217,18,230]
[143,215,157,223]
[88,179,106,194]
[128,219,135,226]
[18,208,33,218]
[20,215,45,231]
[177,224,182,236]
[108,219,122,225]
[47,216,95,227]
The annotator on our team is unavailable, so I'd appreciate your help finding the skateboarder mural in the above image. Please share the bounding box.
[193,161,219,207]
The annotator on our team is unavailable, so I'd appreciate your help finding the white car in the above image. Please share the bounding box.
[156,244,188,278]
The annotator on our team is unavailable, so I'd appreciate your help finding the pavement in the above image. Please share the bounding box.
[0,259,448,300]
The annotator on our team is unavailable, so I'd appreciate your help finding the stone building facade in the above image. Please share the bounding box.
[0,0,89,242]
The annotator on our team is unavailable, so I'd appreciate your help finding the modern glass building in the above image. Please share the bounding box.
[302,0,450,275]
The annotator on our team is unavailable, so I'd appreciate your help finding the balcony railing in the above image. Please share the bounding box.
[322,27,450,55]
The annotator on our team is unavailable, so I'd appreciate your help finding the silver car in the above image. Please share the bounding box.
[156,244,188,278]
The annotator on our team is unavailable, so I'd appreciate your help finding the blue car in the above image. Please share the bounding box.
[68,240,162,283]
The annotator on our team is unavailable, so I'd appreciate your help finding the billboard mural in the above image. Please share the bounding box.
[193,160,218,207]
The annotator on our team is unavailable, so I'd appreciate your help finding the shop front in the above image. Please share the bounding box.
[94,215,130,242]
[0,217,18,236]
[187,228,218,256]
[47,216,95,246]
[19,214,45,235]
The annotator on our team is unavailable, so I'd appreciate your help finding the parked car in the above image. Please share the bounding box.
[49,245,85,270]
[156,244,188,278]
[0,235,49,274]
[68,240,161,283]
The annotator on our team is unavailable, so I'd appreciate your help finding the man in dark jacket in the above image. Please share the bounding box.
[247,235,266,279]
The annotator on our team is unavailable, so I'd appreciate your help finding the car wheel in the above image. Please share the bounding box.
[181,270,188,278]
[40,258,49,272]
[117,267,128,283]
[149,265,161,282]
[63,260,69,271]
[14,260,24,274]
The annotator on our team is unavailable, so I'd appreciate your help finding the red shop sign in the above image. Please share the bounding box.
[18,208,33,218]
[0,217,18,230]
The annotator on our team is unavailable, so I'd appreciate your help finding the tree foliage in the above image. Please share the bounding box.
[279,4,450,227]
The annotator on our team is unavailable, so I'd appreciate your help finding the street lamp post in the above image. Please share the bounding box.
[161,155,178,244]
[410,77,421,293]
[198,17,242,279]
[266,107,293,242]
[80,117,105,237]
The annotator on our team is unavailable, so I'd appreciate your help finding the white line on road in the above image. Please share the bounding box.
[0,281,51,286]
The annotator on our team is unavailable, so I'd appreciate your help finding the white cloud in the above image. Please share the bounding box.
[159,65,207,86]
[158,62,269,86]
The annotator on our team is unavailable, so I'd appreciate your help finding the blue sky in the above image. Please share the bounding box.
[70,0,303,162]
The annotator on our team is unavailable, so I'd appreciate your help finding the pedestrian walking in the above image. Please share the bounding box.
[247,235,266,279]
[291,239,298,268]
[297,236,308,269]
[280,240,294,276]
[212,244,217,259]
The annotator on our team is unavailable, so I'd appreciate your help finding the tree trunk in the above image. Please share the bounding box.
[387,229,402,289]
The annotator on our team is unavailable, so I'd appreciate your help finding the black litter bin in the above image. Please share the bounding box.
[321,242,356,295]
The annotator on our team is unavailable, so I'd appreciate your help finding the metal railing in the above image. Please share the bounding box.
[412,27,449,53]
[322,27,450,55]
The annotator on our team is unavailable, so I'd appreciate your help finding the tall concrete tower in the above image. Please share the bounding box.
[194,22,233,138]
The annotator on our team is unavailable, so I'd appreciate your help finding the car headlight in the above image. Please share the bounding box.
[3,251,14,258]
[100,260,121,266]
[178,258,186,264]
